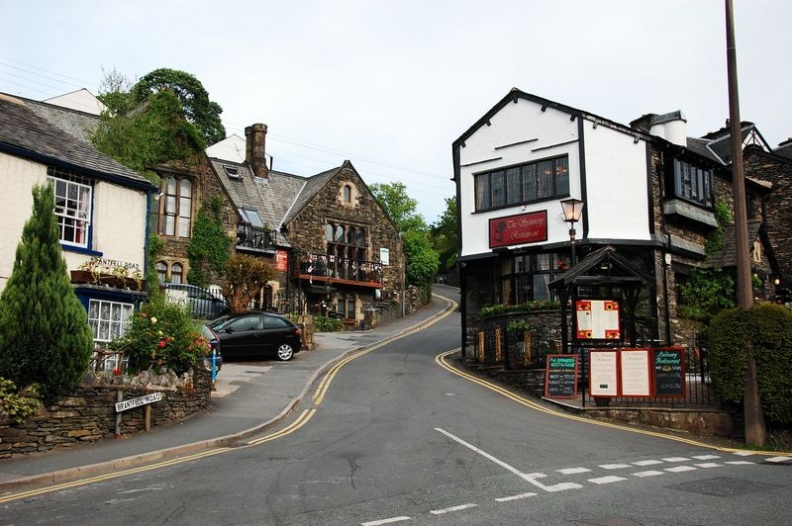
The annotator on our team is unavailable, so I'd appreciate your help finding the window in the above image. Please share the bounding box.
[171,263,184,284]
[88,300,133,370]
[343,185,352,203]
[48,170,92,248]
[326,222,368,280]
[670,159,713,208]
[223,165,240,179]
[160,177,193,237]
[156,261,168,283]
[474,155,570,212]
[500,253,565,304]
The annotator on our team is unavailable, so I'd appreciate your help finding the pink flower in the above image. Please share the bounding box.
[158,340,167,348]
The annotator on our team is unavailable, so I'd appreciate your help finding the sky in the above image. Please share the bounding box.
[1,1,790,224]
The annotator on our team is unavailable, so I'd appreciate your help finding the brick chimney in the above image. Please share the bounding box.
[245,123,268,178]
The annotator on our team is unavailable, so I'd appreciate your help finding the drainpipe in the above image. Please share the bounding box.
[658,151,672,345]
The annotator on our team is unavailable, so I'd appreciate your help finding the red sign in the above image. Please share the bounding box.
[275,249,289,272]
[489,211,547,248]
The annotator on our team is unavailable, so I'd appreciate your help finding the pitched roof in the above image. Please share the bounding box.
[282,165,342,224]
[208,157,305,232]
[704,220,765,269]
[0,94,154,190]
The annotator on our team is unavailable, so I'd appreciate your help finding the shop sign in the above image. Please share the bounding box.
[489,211,547,248]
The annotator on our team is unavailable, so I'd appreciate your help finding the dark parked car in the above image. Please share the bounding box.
[208,312,303,361]
[163,283,229,320]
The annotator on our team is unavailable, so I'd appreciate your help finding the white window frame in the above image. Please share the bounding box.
[49,176,92,248]
[88,299,134,370]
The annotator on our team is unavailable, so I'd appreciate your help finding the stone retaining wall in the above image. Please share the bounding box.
[0,368,213,458]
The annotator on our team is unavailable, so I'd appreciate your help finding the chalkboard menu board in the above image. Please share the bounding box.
[652,347,685,398]
[545,355,578,399]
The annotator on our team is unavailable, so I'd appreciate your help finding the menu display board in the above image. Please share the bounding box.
[545,355,578,399]
[589,351,618,397]
[576,300,621,340]
[620,349,651,397]
[652,347,685,398]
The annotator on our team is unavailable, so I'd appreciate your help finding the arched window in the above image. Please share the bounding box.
[171,263,184,284]
[156,261,167,283]
[356,228,366,247]
[335,225,345,243]
[326,223,334,242]
[343,185,352,203]
[347,227,356,245]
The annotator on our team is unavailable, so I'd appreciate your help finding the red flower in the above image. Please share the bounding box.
[158,340,167,348]
[112,368,121,375]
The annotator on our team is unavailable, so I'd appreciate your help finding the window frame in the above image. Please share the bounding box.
[474,155,570,213]
[160,176,194,238]
[48,171,93,248]
[669,158,714,208]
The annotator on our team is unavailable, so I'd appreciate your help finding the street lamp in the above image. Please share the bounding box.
[560,198,584,265]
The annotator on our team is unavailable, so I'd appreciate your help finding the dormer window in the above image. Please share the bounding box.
[224,165,241,179]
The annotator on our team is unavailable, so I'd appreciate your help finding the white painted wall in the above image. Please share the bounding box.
[458,98,582,257]
[580,121,651,241]
[0,152,149,293]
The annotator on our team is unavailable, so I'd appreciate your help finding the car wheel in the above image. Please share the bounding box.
[276,343,295,361]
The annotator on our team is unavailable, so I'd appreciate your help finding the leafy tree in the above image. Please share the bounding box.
[131,68,226,146]
[430,197,458,274]
[678,267,735,323]
[222,254,274,313]
[370,182,439,295]
[187,197,233,287]
[0,185,94,400]
[370,182,427,232]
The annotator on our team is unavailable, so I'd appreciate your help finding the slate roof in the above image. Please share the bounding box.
[281,165,343,224]
[208,157,306,232]
[5,92,101,143]
[0,94,154,190]
[775,140,792,159]
[704,219,763,269]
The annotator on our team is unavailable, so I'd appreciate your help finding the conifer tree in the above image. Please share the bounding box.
[0,184,94,399]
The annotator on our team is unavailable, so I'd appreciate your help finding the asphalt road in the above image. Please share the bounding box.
[2,293,789,525]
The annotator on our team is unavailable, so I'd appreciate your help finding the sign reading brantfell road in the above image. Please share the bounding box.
[115,392,163,413]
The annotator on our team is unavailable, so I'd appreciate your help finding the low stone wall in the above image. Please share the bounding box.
[0,368,213,458]
[462,361,734,437]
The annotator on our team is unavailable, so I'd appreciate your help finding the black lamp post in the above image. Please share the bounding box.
[560,198,585,265]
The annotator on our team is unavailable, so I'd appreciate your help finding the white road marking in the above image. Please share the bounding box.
[496,492,537,502]
[694,463,721,468]
[434,428,582,493]
[766,456,792,464]
[633,459,663,466]
[665,465,697,473]
[600,463,631,470]
[661,457,689,462]
[633,470,665,478]
[733,451,755,456]
[557,467,591,475]
[692,455,720,460]
[725,461,755,465]
[430,503,477,515]
[589,476,627,484]
[362,517,411,526]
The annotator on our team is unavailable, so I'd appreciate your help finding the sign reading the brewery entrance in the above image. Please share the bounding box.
[489,211,547,248]
[115,392,163,413]
[545,354,578,399]
[576,300,621,340]
[652,347,685,398]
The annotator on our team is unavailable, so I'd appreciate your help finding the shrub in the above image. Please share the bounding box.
[0,378,41,424]
[0,185,94,401]
[314,316,344,333]
[708,303,792,424]
[108,298,211,373]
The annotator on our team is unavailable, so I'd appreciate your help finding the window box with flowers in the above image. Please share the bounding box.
[71,256,145,291]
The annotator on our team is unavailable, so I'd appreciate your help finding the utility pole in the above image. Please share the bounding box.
[725,0,766,446]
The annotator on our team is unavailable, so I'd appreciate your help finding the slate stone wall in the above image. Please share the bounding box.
[0,369,213,458]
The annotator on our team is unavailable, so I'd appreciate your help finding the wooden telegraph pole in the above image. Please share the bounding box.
[725,0,766,446]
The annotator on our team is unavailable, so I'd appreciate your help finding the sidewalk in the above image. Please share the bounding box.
[0,298,453,491]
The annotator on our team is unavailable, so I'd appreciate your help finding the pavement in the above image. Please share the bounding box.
[0,297,455,491]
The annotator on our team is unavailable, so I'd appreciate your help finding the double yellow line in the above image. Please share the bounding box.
[436,349,789,454]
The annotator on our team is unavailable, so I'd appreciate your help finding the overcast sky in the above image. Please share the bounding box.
[1,1,789,223]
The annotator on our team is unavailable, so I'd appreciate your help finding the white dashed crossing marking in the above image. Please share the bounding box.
[496,492,537,502]
[666,465,697,473]
[600,463,631,470]
[633,459,663,466]
[633,470,665,478]
[557,467,591,475]
[662,457,690,463]
[430,503,477,515]
[589,476,628,484]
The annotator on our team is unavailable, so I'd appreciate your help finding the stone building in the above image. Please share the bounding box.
[206,124,406,326]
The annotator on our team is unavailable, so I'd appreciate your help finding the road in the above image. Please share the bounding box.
[2,289,789,524]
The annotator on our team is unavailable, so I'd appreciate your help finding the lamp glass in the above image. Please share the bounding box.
[560,198,584,223]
